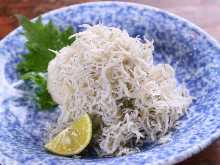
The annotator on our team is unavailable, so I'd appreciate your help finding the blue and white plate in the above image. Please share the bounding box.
[0,2,219,165]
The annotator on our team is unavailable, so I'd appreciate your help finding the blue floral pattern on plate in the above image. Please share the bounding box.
[0,2,219,165]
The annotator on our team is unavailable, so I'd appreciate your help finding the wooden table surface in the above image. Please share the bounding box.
[0,0,219,164]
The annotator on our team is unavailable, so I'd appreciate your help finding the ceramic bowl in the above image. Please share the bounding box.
[0,2,219,165]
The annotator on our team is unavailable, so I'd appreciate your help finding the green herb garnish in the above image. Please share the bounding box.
[17,15,75,109]
[22,72,56,109]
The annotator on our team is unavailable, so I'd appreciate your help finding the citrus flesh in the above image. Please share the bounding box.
[44,113,92,156]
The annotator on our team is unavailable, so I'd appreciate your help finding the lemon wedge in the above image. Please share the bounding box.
[45,113,92,156]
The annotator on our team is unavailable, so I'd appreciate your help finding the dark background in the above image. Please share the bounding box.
[0,0,220,164]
